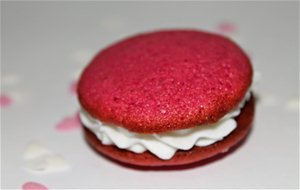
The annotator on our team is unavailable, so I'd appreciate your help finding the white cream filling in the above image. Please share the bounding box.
[79,88,251,160]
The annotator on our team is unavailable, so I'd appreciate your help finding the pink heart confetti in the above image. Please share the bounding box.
[69,80,78,95]
[22,182,48,190]
[217,21,236,33]
[56,112,81,132]
[0,94,13,107]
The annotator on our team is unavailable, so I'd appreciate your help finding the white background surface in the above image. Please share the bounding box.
[1,1,299,189]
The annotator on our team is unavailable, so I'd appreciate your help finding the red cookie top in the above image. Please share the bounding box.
[78,30,253,134]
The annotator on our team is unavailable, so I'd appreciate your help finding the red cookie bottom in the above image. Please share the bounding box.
[83,96,255,167]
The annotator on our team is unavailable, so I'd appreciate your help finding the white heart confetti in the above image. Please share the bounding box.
[23,142,70,174]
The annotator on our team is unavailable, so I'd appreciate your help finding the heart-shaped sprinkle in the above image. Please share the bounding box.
[24,142,51,160]
[23,142,70,174]
[22,182,48,190]
[69,80,78,95]
[285,98,299,111]
[0,94,13,107]
[217,21,236,33]
[25,154,70,174]
[55,112,81,132]
[2,74,20,86]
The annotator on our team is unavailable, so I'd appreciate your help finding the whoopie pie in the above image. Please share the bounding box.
[78,30,255,167]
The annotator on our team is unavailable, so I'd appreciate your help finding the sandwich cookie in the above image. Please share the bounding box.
[78,30,255,166]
